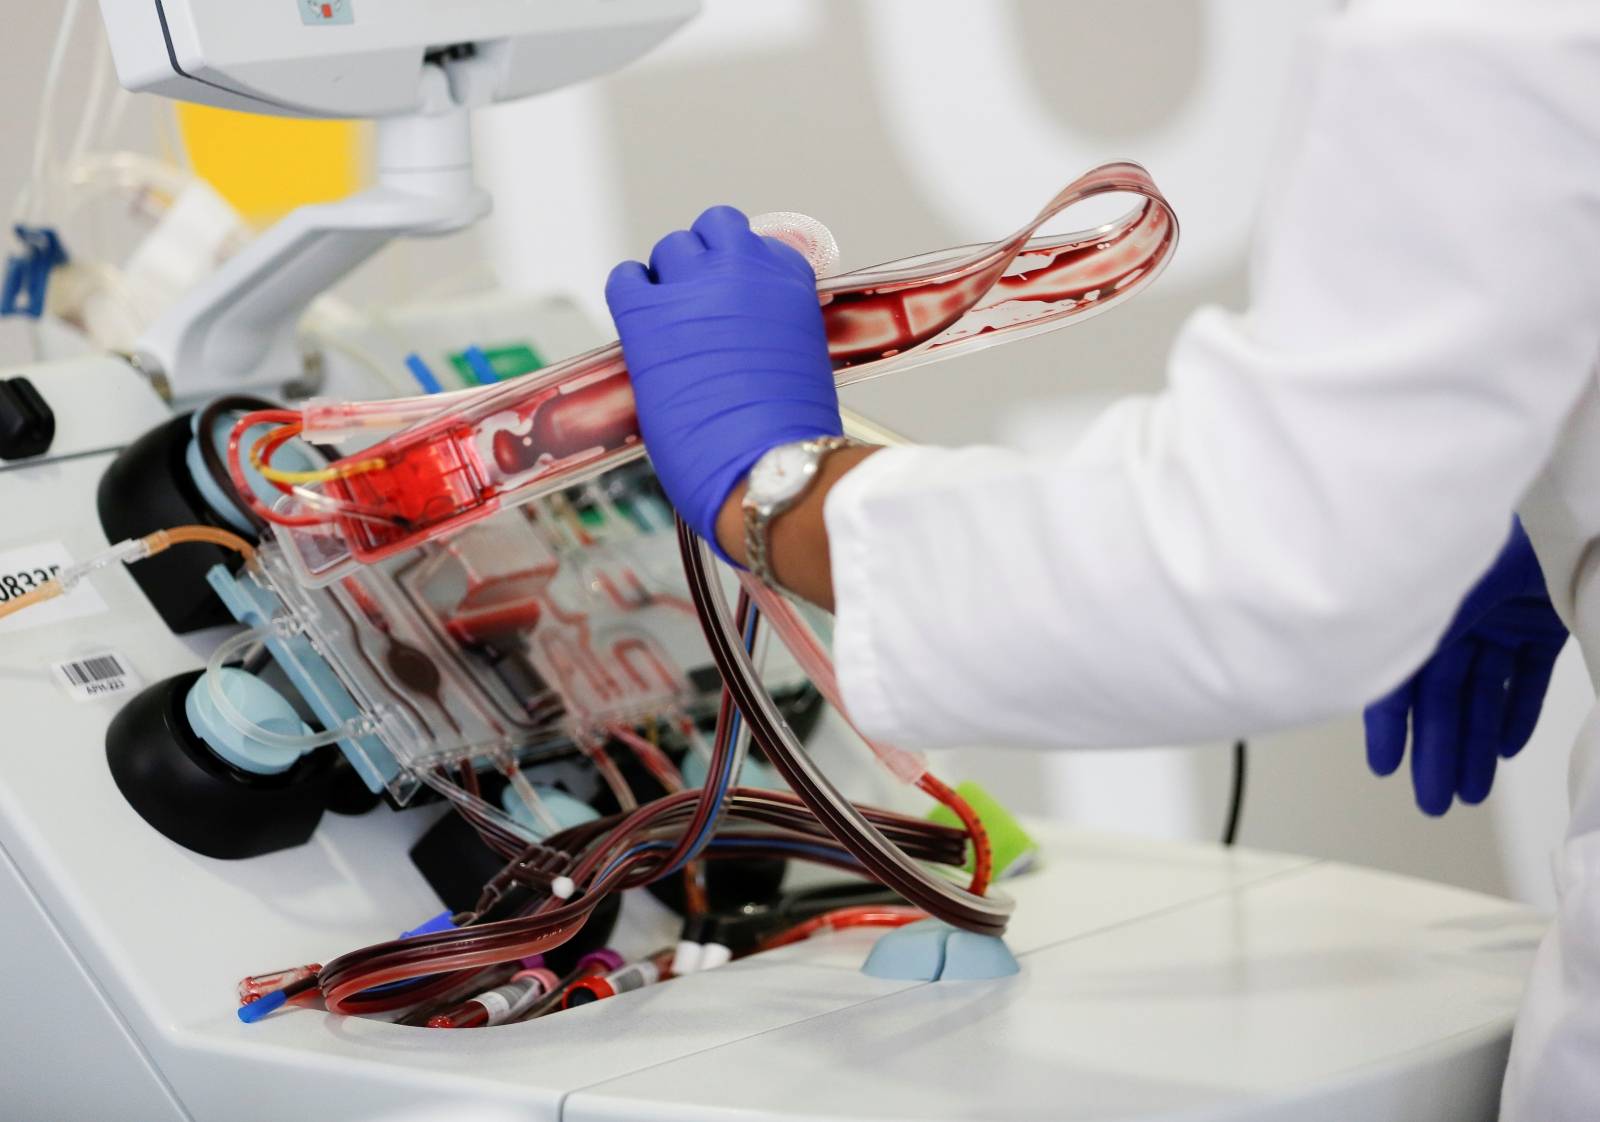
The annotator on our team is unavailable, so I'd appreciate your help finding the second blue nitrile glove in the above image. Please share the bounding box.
[605,206,843,559]
[1364,518,1567,816]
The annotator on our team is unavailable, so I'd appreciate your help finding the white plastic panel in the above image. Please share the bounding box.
[565,864,1543,1122]
[131,831,1312,1121]
[0,844,186,1122]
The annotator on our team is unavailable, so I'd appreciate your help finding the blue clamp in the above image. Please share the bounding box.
[860,919,1020,982]
[1,226,67,319]
[207,564,403,794]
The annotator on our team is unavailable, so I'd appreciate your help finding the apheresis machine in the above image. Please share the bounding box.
[0,4,1550,1120]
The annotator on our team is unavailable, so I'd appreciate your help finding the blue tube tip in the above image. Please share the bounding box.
[238,988,289,1024]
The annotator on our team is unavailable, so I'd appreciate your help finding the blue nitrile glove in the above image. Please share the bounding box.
[605,206,842,560]
[1364,518,1567,816]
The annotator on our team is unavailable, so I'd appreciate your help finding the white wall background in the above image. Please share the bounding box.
[0,1,1582,909]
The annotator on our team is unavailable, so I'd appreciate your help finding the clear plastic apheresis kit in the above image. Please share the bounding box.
[203,163,1176,1021]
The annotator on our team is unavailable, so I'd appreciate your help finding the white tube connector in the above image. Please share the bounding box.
[56,537,156,592]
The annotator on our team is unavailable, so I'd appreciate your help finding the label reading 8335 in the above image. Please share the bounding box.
[0,542,108,635]
[0,561,60,603]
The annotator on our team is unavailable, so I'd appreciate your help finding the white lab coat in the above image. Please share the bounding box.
[825,2,1600,1118]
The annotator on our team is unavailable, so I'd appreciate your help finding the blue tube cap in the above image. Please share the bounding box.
[185,668,312,776]
[237,988,288,1024]
[400,910,457,939]
[499,780,601,840]
[860,919,1019,982]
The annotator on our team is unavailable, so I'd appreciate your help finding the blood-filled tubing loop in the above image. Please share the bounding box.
[679,520,1013,936]
[312,793,967,1007]
[279,162,1175,563]
[735,573,993,897]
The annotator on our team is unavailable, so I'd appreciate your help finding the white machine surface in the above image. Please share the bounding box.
[0,356,1547,1121]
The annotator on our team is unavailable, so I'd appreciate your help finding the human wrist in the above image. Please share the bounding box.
[711,435,840,567]
[716,477,753,567]
[716,444,882,593]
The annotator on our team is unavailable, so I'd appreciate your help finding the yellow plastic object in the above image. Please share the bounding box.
[176,104,369,225]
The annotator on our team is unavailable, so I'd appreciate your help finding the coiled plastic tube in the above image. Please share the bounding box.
[204,628,363,751]
[284,163,1176,565]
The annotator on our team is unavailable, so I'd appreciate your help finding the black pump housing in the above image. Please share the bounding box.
[97,412,243,633]
[106,671,332,859]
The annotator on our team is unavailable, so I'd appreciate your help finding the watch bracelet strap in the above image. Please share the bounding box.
[744,435,855,591]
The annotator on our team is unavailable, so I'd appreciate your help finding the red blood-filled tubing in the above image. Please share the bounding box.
[309,162,1176,563]
[492,373,639,477]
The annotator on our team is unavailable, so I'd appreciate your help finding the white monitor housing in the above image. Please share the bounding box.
[94,0,699,398]
[98,0,698,118]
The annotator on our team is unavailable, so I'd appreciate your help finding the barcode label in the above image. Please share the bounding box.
[52,651,140,702]
[62,655,126,685]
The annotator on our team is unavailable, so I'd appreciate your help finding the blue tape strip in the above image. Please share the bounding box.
[405,353,443,394]
[462,345,500,384]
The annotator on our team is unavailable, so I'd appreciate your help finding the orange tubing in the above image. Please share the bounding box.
[759,905,927,951]
[916,773,994,898]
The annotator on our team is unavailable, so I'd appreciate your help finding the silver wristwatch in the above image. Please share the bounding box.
[742,436,854,590]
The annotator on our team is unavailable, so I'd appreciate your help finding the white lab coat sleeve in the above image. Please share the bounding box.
[826,7,1600,751]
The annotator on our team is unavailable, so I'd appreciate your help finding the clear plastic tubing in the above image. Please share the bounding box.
[300,211,839,443]
[682,525,1012,934]
[205,628,360,751]
[297,163,1177,565]
[738,572,926,785]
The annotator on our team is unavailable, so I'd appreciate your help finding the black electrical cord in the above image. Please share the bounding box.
[1221,739,1248,846]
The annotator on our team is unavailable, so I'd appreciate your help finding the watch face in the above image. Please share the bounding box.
[749,443,817,506]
